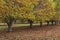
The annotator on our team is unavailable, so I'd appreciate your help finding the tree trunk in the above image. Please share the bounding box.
[4,16,14,32]
[47,21,49,26]
[28,19,33,28]
[7,21,13,32]
[30,22,32,28]
[8,24,12,32]
[51,20,54,25]
[40,22,42,27]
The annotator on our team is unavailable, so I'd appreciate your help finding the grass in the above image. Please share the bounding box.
[0,22,56,31]
[0,23,40,30]
[0,23,44,31]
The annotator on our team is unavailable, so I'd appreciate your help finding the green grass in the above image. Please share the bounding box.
[0,23,41,30]
[0,24,39,30]
[0,23,54,30]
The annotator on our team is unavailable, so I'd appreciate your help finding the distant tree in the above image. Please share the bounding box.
[53,0,60,24]
[34,0,55,26]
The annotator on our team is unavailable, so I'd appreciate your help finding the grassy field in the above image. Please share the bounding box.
[0,23,48,31]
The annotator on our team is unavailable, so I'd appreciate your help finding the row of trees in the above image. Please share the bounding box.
[0,0,60,32]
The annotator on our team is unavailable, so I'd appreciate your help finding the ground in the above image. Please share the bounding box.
[0,25,60,40]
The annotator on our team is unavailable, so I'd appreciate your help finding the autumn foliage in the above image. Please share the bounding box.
[0,0,59,31]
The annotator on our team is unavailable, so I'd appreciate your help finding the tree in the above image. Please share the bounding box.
[53,0,60,24]
[0,0,20,32]
[34,0,55,26]
[16,0,39,28]
[0,0,39,31]
[0,0,56,32]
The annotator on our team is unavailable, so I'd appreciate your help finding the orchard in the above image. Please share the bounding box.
[0,0,60,32]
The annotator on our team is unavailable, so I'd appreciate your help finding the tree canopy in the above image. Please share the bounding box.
[0,0,58,31]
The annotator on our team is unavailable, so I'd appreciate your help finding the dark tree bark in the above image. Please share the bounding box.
[28,19,33,28]
[40,21,42,27]
[46,21,49,26]
[7,20,14,32]
[4,16,14,32]
[51,20,54,25]
[7,22,12,32]
[30,22,33,28]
